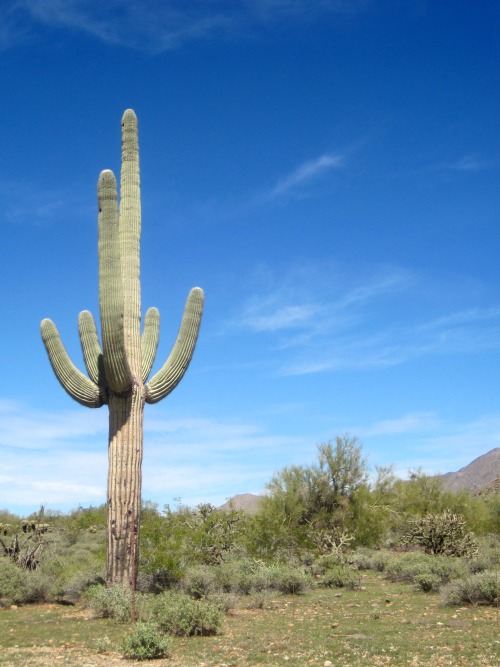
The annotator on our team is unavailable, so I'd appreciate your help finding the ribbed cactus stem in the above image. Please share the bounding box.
[120,109,142,382]
[41,110,204,588]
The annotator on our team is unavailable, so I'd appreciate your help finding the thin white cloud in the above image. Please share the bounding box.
[0,178,91,227]
[266,154,343,201]
[282,305,500,376]
[360,412,437,437]
[431,155,493,173]
[2,0,373,53]
[231,263,500,376]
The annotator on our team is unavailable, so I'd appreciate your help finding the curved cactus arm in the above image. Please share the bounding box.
[141,307,160,382]
[145,287,204,404]
[119,109,142,380]
[98,169,130,393]
[41,319,103,408]
[78,311,107,397]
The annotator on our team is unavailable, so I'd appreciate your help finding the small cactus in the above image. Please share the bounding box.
[41,110,203,587]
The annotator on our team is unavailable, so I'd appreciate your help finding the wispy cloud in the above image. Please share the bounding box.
[265,154,343,201]
[231,263,500,376]
[0,178,91,227]
[2,1,373,53]
[282,304,500,376]
[431,154,493,173]
[360,412,437,437]
[233,264,414,339]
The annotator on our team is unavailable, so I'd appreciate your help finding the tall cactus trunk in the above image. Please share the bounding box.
[41,110,204,590]
[107,390,144,586]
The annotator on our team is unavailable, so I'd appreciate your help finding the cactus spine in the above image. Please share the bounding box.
[41,110,204,587]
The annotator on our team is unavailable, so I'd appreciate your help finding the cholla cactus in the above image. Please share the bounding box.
[41,110,204,587]
[401,509,478,557]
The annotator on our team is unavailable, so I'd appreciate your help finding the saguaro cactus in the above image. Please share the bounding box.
[41,110,204,587]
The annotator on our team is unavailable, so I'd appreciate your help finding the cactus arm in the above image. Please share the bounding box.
[145,287,204,404]
[119,109,142,380]
[98,169,130,393]
[41,319,103,408]
[78,311,108,400]
[141,307,160,382]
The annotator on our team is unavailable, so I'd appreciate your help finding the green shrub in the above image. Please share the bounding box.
[267,563,311,594]
[84,584,131,623]
[321,564,360,589]
[214,558,253,594]
[414,571,442,592]
[352,549,390,572]
[0,559,29,605]
[181,564,218,599]
[145,590,223,636]
[249,565,274,592]
[122,622,172,660]
[441,570,499,606]
[61,567,105,602]
[385,552,465,587]
[205,591,238,613]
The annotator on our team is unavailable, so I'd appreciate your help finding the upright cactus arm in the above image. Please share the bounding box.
[98,169,130,394]
[78,311,108,401]
[119,109,142,381]
[41,319,103,408]
[145,287,204,404]
[141,307,160,382]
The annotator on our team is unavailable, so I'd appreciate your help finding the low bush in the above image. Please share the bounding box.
[352,549,390,572]
[181,564,218,599]
[214,558,254,595]
[0,559,29,605]
[441,570,499,606]
[320,564,360,589]
[414,571,442,593]
[385,552,465,588]
[144,590,223,636]
[122,622,172,661]
[266,563,312,594]
[84,584,131,623]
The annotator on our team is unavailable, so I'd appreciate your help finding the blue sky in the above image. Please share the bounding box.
[1,0,499,515]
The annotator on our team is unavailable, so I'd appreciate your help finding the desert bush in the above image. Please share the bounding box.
[352,548,390,572]
[214,558,254,594]
[181,564,219,598]
[441,570,499,606]
[385,552,465,587]
[144,590,223,636]
[266,562,312,594]
[122,622,172,660]
[414,571,442,592]
[320,563,360,589]
[204,591,239,613]
[0,559,29,605]
[0,559,55,605]
[84,584,131,623]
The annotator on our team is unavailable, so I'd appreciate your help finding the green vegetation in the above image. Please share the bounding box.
[0,435,498,663]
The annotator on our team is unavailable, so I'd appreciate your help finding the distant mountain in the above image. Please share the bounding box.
[437,448,500,493]
[219,493,263,514]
